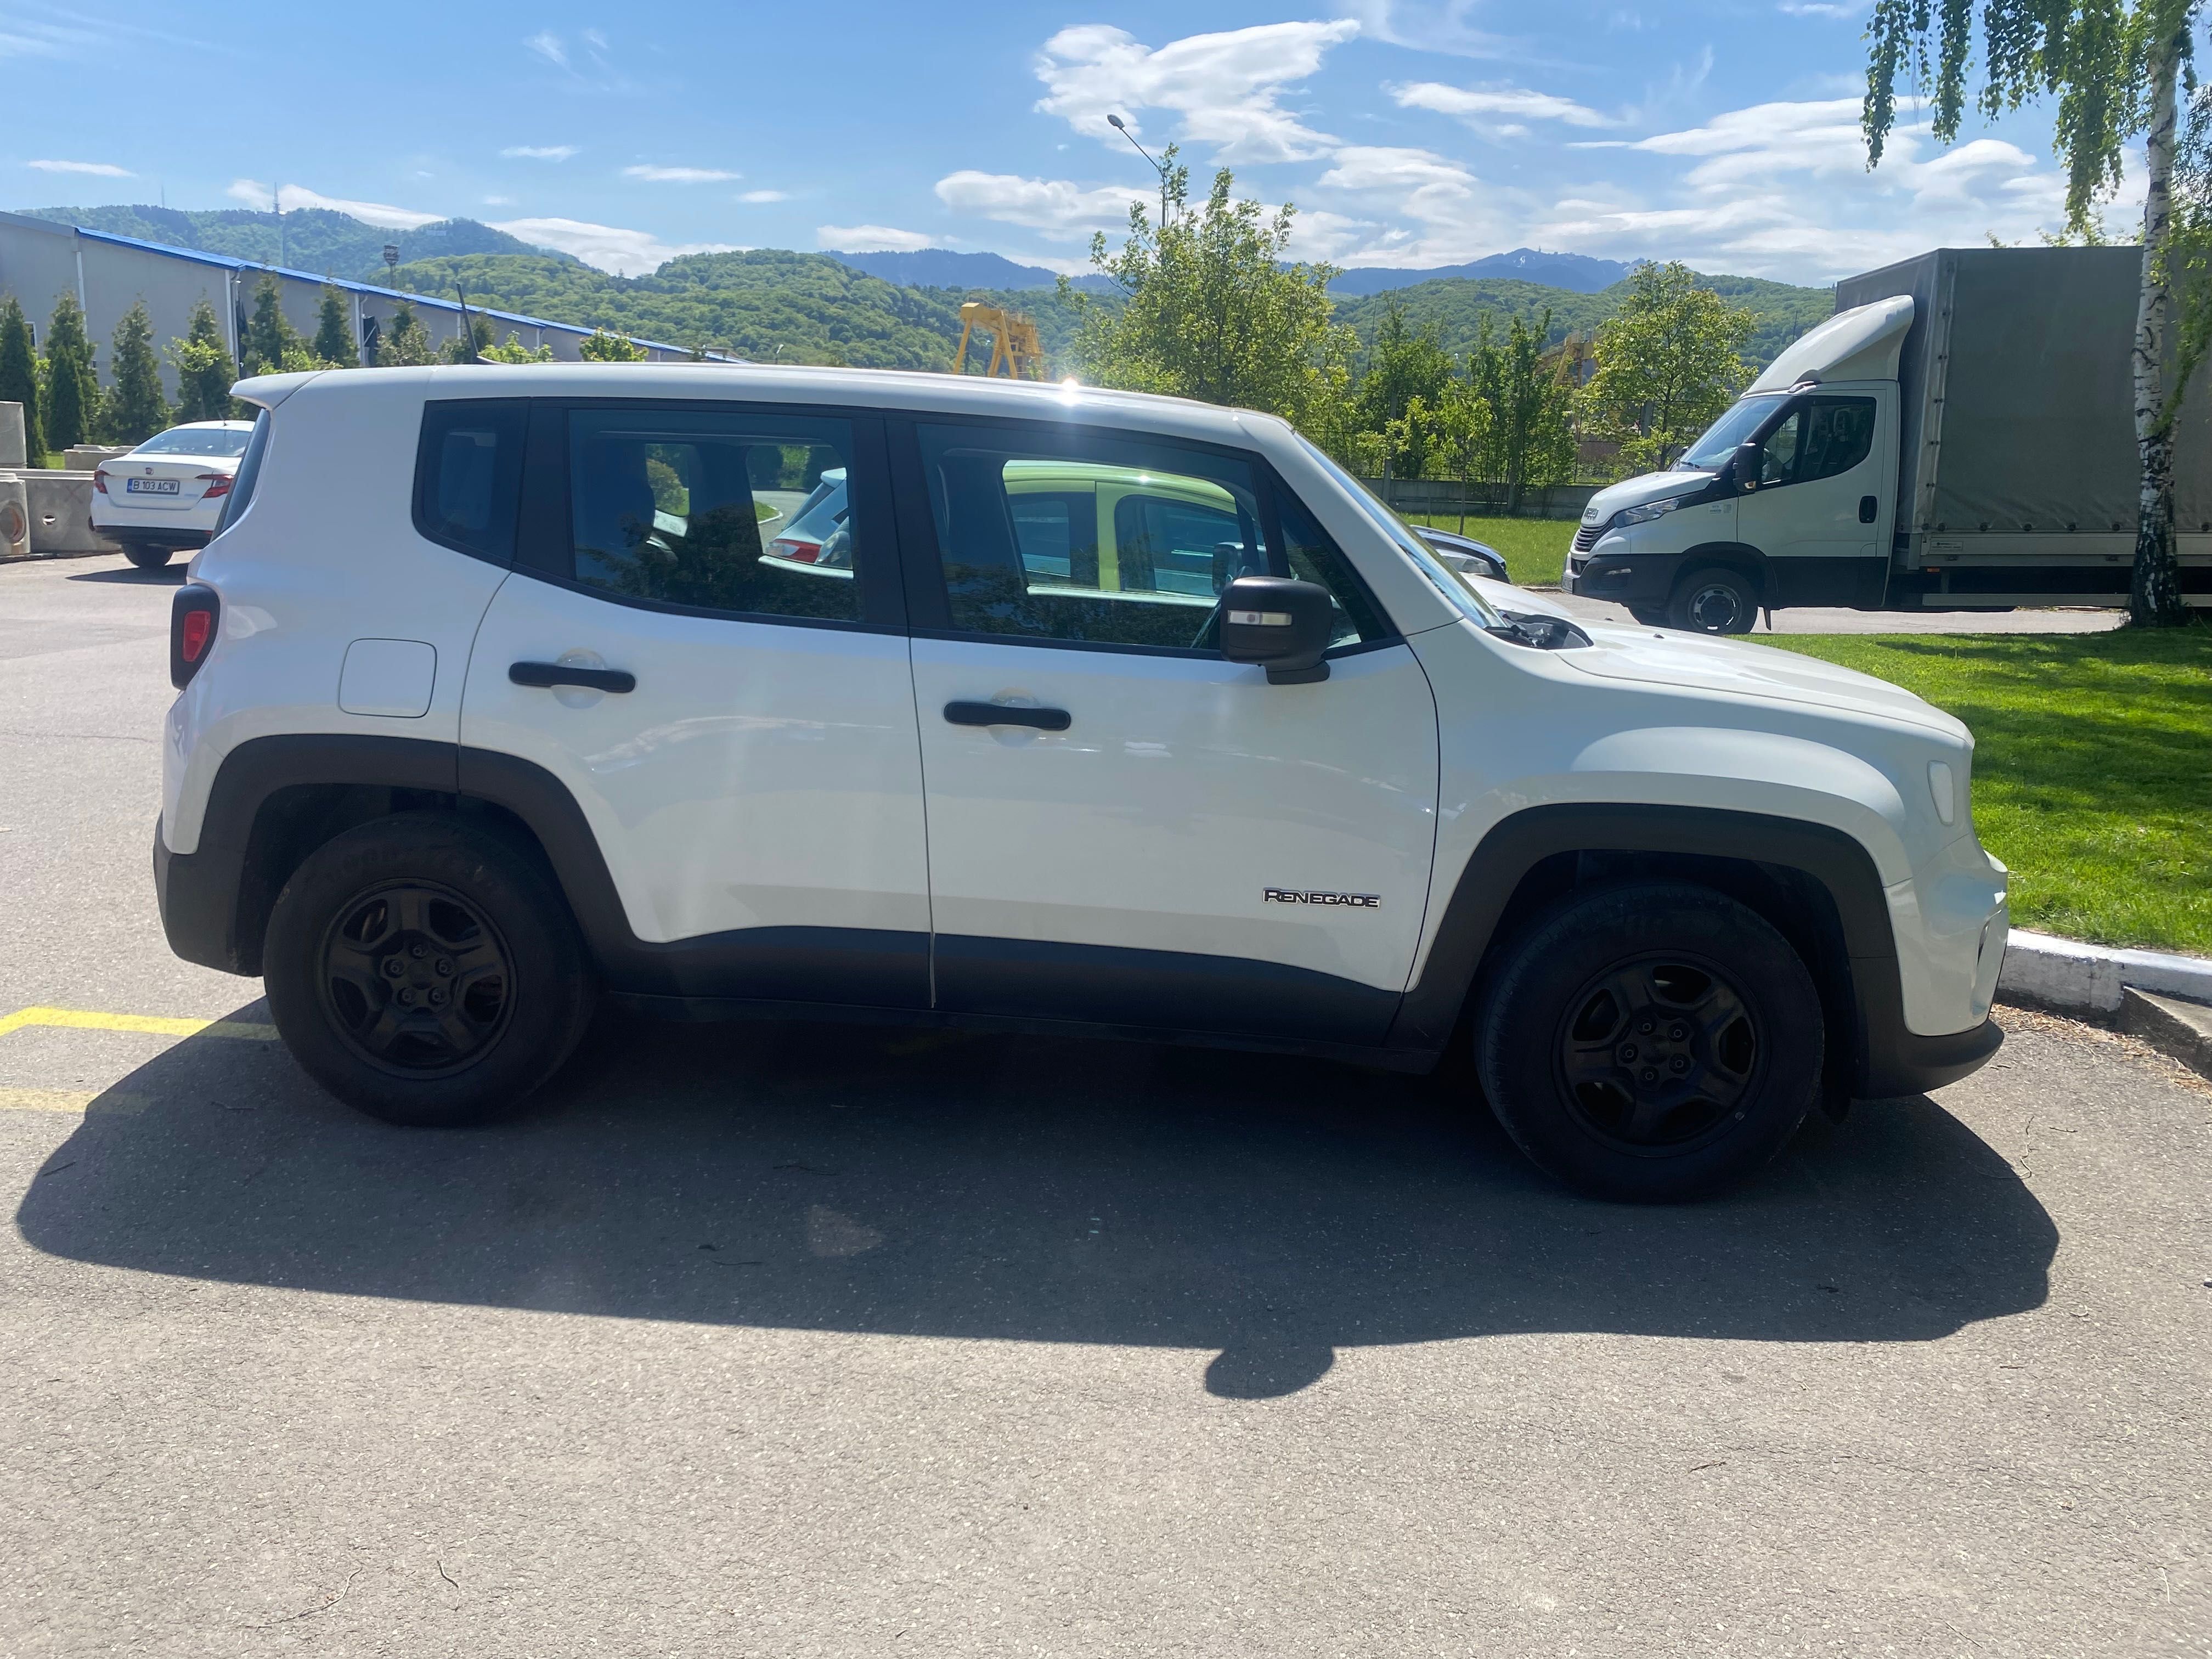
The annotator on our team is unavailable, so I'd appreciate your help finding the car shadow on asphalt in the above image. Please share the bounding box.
[14,1003,2056,1398]
[67,564,186,584]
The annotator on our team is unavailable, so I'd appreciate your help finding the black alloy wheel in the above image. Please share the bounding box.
[1554,953,1759,1155]
[263,812,596,1126]
[1475,881,1824,1200]
[317,881,514,1077]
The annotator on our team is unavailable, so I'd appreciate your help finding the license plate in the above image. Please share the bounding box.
[126,478,180,495]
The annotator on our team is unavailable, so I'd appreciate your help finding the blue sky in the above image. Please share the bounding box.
[2,2,2134,284]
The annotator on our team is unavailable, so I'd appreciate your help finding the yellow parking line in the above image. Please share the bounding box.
[0,1086,98,1114]
[0,1007,277,1042]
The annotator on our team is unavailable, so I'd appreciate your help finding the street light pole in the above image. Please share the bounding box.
[1107,114,1169,232]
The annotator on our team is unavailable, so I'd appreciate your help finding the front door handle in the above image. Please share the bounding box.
[944,699,1070,732]
[510,661,636,693]
[1859,495,1878,524]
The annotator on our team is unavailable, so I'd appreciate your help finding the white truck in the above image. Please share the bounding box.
[1565,246,2212,630]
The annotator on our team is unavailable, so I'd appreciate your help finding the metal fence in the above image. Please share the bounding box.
[1356,477,1599,521]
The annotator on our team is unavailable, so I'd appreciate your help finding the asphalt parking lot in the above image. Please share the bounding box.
[3,552,2208,1657]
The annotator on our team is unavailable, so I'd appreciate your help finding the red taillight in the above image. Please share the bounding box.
[771,537,822,564]
[197,472,232,499]
[170,585,220,689]
[93,470,108,494]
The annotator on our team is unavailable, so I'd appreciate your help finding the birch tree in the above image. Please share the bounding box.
[1864,0,2209,625]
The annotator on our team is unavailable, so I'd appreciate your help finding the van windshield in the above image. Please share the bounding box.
[1676,395,1784,471]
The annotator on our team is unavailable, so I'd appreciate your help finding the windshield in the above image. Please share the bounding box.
[1675,395,1784,471]
[1295,434,1502,627]
[134,425,253,459]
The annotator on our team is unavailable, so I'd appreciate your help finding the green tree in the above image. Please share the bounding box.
[1471,311,1577,512]
[168,297,240,422]
[41,292,99,452]
[100,301,171,443]
[1429,374,1496,531]
[1579,261,1754,472]
[375,303,435,366]
[438,317,498,364]
[1354,298,1455,477]
[578,326,648,361]
[1864,0,2210,626]
[241,275,322,375]
[481,330,555,363]
[312,284,358,366]
[1064,154,1358,438]
[0,297,43,460]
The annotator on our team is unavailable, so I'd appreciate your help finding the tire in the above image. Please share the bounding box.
[263,813,596,1126]
[1668,566,1758,634]
[123,545,173,571]
[1475,882,1824,1201]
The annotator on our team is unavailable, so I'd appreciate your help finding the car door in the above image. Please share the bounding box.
[460,402,931,1007]
[898,418,1440,1046]
[1735,392,1887,599]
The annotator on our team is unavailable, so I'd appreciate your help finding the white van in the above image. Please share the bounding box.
[154,364,2008,1200]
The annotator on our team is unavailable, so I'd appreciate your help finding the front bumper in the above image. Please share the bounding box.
[1564,550,1685,606]
[154,816,250,975]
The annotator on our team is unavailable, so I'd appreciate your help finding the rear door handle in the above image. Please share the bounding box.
[510,661,636,693]
[944,699,1070,732]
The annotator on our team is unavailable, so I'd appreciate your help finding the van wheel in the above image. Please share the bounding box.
[263,814,596,1126]
[1669,567,1757,634]
[1475,882,1823,1201]
[123,545,173,571]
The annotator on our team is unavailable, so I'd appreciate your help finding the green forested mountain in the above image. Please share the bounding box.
[1331,271,1832,369]
[18,205,569,280]
[390,250,1091,368]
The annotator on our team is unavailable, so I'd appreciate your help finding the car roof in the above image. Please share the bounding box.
[241,363,1285,450]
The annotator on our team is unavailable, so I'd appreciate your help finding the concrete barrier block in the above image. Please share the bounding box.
[64,444,132,471]
[0,472,30,558]
[24,472,120,556]
[0,402,24,469]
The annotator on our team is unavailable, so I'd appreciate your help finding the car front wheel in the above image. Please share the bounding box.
[263,814,596,1126]
[1669,566,1758,634]
[1476,882,1824,1201]
[122,545,173,571]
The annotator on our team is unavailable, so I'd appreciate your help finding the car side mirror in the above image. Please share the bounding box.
[1219,575,1335,684]
[1732,441,1762,493]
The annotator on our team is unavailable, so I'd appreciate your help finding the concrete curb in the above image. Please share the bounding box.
[1999,928,2212,1019]
[2119,989,2212,1080]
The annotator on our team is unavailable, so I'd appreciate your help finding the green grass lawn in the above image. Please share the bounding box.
[1764,629,2212,956]
[1402,512,1575,586]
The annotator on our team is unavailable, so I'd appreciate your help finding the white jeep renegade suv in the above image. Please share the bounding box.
[155,363,2008,1200]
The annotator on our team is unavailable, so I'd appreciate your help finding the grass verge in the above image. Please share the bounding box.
[1401,512,1574,586]
[1765,628,2212,956]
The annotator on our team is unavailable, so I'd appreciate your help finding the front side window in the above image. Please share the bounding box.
[1293,432,1490,629]
[918,425,1269,651]
[567,409,862,622]
[1758,409,1802,487]
[1754,396,1876,490]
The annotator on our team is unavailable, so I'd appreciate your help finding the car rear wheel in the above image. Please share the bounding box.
[263,814,596,1126]
[122,545,174,571]
[1668,566,1758,634]
[1475,882,1824,1201]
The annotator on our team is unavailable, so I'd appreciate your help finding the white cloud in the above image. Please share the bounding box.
[482,194,514,206]
[502,144,577,161]
[737,189,788,204]
[623,165,739,183]
[227,179,446,230]
[25,158,133,177]
[1335,1,1507,58]
[816,223,936,252]
[1391,82,1615,131]
[1034,20,1359,164]
[488,216,735,275]
[526,30,567,67]
[1777,2,1858,15]
[934,171,1145,236]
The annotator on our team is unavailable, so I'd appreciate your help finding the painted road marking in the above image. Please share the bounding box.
[0,1088,150,1116]
[0,1007,277,1042]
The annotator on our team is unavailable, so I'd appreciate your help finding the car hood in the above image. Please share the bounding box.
[1557,622,1967,737]
[1579,469,1717,524]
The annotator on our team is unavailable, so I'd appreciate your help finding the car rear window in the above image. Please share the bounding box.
[134,426,254,459]
[414,399,529,563]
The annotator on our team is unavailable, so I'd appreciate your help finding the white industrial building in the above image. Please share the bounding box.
[0,210,726,389]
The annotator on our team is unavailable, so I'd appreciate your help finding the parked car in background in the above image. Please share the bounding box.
[1413,526,1511,586]
[91,421,257,570]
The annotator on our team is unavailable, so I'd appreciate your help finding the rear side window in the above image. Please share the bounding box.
[212,410,270,539]
[414,399,528,563]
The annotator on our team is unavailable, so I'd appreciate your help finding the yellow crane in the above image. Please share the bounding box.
[952,302,1047,380]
